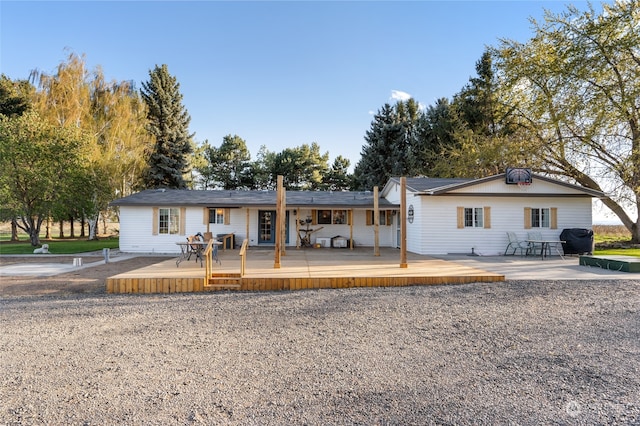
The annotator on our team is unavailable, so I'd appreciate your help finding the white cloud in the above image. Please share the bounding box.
[390,90,412,102]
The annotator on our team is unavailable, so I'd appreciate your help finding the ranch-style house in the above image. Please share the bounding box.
[110,171,603,256]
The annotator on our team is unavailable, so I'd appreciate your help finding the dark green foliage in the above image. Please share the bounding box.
[268,142,329,190]
[0,113,88,245]
[203,134,253,190]
[140,64,193,189]
[0,75,31,117]
[417,98,463,176]
[323,156,351,191]
[454,51,501,137]
[353,104,396,190]
[353,100,426,190]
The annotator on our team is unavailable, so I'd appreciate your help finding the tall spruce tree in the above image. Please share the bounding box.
[140,64,193,189]
[353,100,424,190]
[353,104,395,190]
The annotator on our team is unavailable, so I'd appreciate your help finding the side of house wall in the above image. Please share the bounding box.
[418,196,593,255]
[118,206,397,253]
[405,193,424,254]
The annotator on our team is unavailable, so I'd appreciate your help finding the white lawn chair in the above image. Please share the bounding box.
[505,232,529,256]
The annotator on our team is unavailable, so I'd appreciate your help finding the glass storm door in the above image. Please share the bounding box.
[258,210,289,245]
[258,210,274,244]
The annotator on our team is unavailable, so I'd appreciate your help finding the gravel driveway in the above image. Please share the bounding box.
[2,279,639,425]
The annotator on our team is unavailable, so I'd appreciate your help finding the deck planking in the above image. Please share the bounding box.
[106,247,504,294]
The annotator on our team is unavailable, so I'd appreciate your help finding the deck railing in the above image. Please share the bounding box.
[204,238,249,282]
[239,239,249,276]
[203,239,215,281]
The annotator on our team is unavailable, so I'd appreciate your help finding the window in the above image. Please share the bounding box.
[317,210,332,225]
[332,210,346,224]
[209,208,225,224]
[464,207,484,228]
[366,210,391,226]
[531,208,550,228]
[159,208,180,234]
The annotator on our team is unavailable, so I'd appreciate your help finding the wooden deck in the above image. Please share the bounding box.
[106,247,504,294]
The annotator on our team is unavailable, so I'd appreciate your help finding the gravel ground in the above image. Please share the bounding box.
[1,279,639,425]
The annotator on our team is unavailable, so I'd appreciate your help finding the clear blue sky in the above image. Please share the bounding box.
[1,1,593,170]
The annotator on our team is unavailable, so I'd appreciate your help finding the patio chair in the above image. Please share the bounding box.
[201,232,221,264]
[504,232,529,256]
[186,234,202,262]
[526,231,545,257]
[211,240,221,265]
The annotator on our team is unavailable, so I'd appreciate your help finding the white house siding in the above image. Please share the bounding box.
[205,208,248,247]
[405,193,425,254]
[383,182,401,204]
[417,196,593,255]
[118,206,178,253]
[119,206,249,253]
[448,178,589,196]
[188,208,395,250]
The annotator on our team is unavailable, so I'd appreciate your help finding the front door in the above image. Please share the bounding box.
[258,210,290,245]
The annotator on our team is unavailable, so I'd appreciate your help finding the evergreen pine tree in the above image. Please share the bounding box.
[353,104,396,190]
[353,100,425,190]
[323,156,351,191]
[140,64,193,189]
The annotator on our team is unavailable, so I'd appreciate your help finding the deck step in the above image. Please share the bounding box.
[205,274,242,289]
[209,273,242,279]
[205,283,242,289]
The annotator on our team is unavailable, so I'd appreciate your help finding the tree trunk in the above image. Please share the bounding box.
[69,217,75,238]
[88,214,99,241]
[45,217,51,239]
[10,218,18,241]
[59,220,64,238]
[632,222,640,245]
[80,216,86,237]
[28,216,43,246]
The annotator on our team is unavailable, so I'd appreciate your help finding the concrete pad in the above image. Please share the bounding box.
[0,253,136,277]
[433,254,640,280]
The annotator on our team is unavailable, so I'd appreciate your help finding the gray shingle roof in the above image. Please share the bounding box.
[402,177,474,192]
[388,174,603,197]
[110,189,398,208]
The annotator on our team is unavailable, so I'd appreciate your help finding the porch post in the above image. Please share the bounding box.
[400,177,408,268]
[245,208,250,248]
[349,209,354,250]
[374,186,380,256]
[280,185,286,257]
[274,175,282,268]
[295,209,301,249]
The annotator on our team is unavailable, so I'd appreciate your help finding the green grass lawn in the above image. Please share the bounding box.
[592,248,640,257]
[0,237,119,255]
